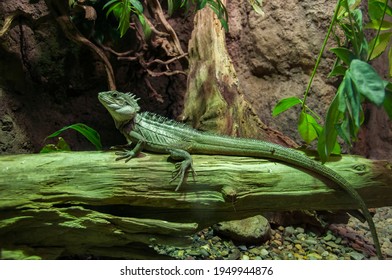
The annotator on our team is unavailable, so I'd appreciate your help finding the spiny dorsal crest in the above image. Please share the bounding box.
[119,91,140,112]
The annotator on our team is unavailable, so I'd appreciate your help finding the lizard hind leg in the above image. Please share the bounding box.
[168,148,197,191]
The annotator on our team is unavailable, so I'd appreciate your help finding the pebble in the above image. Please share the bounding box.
[241,254,249,260]
[307,252,322,260]
[153,207,392,260]
[349,251,365,260]
[284,226,296,235]
[323,233,334,241]
[260,248,269,257]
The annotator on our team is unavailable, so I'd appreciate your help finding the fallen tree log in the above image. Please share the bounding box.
[0,151,391,259]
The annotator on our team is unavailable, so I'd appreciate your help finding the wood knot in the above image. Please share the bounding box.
[353,164,367,173]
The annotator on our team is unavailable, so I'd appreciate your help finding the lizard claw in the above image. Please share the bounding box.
[170,160,196,191]
[115,149,136,163]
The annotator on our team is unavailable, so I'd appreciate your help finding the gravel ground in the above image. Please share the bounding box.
[153,207,392,260]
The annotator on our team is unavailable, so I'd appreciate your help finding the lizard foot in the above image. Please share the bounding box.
[115,149,137,163]
[170,160,197,191]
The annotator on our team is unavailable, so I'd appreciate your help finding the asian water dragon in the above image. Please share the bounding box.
[98,90,383,259]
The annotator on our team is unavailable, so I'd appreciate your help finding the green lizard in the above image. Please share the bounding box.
[98,90,383,259]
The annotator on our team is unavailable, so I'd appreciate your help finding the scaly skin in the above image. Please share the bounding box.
[98,90,383,259]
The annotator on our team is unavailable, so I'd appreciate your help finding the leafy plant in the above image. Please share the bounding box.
[103,0,229,37]
[103,0,150,38]
[41,123,102,152]
[273,0,392,162]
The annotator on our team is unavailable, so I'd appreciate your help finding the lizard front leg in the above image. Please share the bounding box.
[115,131,146,162]
[168,148,196,191]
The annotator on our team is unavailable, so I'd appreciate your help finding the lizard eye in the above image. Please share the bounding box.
[112,92,118,98]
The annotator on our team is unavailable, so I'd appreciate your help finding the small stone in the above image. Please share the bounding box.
[304,238,318,245]
[242,254,250,260]
[273,239,282,246]
[260,248,269,257]
[275,232,282,239]
[325,241,340,249]
[177,250,184,258]
[238,245,247,251]
[323,234,335,241]
[321,251,329,257]
[349,251,365,260]
[384,248,392,257]
[221,250,229,257]
[296,233,306,240]
[213,215,271,244]
[228,249,241,260]
[293,253,303,260]
[295,244,303,250]
[249,248,260,255]
[284,226,296,235]
[200,248,210,257]
[307,253,322,260]
[327,254,338,260]
[296,227,305,234]
[278,226,285,231]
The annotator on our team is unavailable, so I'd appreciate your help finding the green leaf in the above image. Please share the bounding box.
[103,0,119,10]
[317,93,343,163]
[368,0,392,21]
[207,0,229,31]
[130,0,143,13]
[365,19,392,30]
[312,121,341,156]
[383,82,392,119]
[138,14,151,39]
[329,65,348,77]
[389,45,392,77]
[348,59,385,106]
[249,0,265,16]
[45,123,102,150]
[198,0,208,9]
[341,75,361,127]
[298,111,319,144]
[40,137,71,153]
[368,31,392,60]
[330,47,357,65]
[272,97,302,116]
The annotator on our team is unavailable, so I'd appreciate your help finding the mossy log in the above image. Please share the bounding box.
[0,151,391,259]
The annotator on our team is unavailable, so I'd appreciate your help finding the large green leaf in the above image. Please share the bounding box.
[348,59,385,106]
[330,47,357,65]
[272,97,302,116]
[365,19,392,30]
[298,111,319,144]
[45,123,102,150]
[317,92,343,163]
[130,0,143,13]
[368,0,392,21]
[368,31,392,60]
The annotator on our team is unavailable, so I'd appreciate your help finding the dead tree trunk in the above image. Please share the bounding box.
[0,152,391,259]
[182,2,296,146]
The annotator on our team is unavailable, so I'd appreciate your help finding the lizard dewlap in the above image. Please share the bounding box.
[98,90,383,259]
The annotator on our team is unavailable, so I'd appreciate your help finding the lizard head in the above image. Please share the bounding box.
[98,91,140,129]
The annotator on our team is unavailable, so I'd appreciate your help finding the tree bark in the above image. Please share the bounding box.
[182,2,297,147]
[0,151,391,259]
